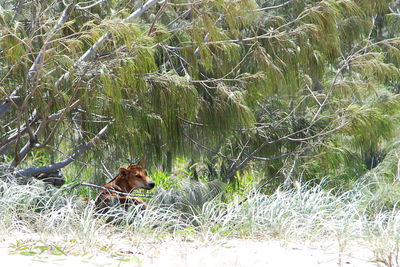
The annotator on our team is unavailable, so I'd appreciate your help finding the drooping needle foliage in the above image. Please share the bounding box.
[1,0,400,187]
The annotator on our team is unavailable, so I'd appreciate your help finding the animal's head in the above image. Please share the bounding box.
[118,156,155,191]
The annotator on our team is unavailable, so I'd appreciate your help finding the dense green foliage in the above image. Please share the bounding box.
[1,0,400,189]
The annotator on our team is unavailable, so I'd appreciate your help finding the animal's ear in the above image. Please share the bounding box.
[137,155,147,167]
[119,167,128,177]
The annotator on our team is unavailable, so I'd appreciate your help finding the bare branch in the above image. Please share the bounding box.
[13,3,76,152]
[0,100,81,155]
[166,8,191,27]
[223,139,270,182]
[246,146,311,162]
[148,0,168,36]
[182,132,228,159]
[0,87,20,113]
[23,104,36,144]
[177,116,204,126]
[256,0,294,11]
[14,124,109,177]
[101,160,114,180]
[229,139,250,170]
[10,0,25,25]
[64,182,153,199]
[75,0,105,10]
[166,1,203,7]
[9,98,82,168]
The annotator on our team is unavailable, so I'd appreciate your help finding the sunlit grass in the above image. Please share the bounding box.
[1,166,400,266]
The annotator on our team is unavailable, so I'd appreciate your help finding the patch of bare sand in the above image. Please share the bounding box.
[0,236,378,266]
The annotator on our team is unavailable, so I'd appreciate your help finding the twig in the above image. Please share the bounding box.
[166,1,203,7]
[101,160,114,180]
[256,0,293,11]
[75,0,104,10]
[229,139,250,170]
[182,132,227,159]
[177,116,204,126]
[63,182,153,199]
[0,87,20,112]
[148,0,168,36]
[166,8,191,27]
[305,85,322,107]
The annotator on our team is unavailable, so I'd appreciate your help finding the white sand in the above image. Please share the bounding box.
[0,237,378,266]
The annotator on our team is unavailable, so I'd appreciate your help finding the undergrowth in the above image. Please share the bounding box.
[0,165,400,266]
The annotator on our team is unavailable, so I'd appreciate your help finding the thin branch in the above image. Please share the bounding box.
[229,139,250,170]
[173,5,226,73]
[0,88,20,117]
[308,40,387,126]
[223,121,333,182]
[223,139,270,182]
[166,1,203,7]
[75,0,105,10]
[63,182,153,199]
[223,113,347,182]
[56,0,159,86]
[10,83,85,167]
[10,0,25,25]
[33,59,94,149]
[286,122,346,142]
[23,104,36,144]
[193,6,225,57]
[101,160,114,180]
[166,4,319,51]
[0,99,81,153]
[148,0,168,36]
[246,146,311,162]
[27,3,75,81]
[284,144,303,188]
[256,0,294,11]
[306,85,322,107]
[177,115,204,126]
[166,8,191,27]
[182,132,227,159]
[15,4,76,151]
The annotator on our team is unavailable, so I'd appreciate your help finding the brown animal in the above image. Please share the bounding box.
[95,157,155,211]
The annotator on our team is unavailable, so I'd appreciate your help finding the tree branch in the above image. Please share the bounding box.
[256,0,294,11]
[0,100,81,155]
[0,88,20,117]
[148,0,168,36]
[14,124,109,177]
[64,182,153,199]
[56,0,159,86]
[27,3,75,81]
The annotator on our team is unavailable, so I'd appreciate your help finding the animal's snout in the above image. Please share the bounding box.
[147,181,155,190]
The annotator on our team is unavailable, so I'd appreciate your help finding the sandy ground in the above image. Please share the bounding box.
[0,237,379,267]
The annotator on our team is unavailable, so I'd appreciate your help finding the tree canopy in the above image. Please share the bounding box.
[1,0,400,187]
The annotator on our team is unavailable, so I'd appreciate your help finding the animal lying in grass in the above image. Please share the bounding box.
[95,157,155,212]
